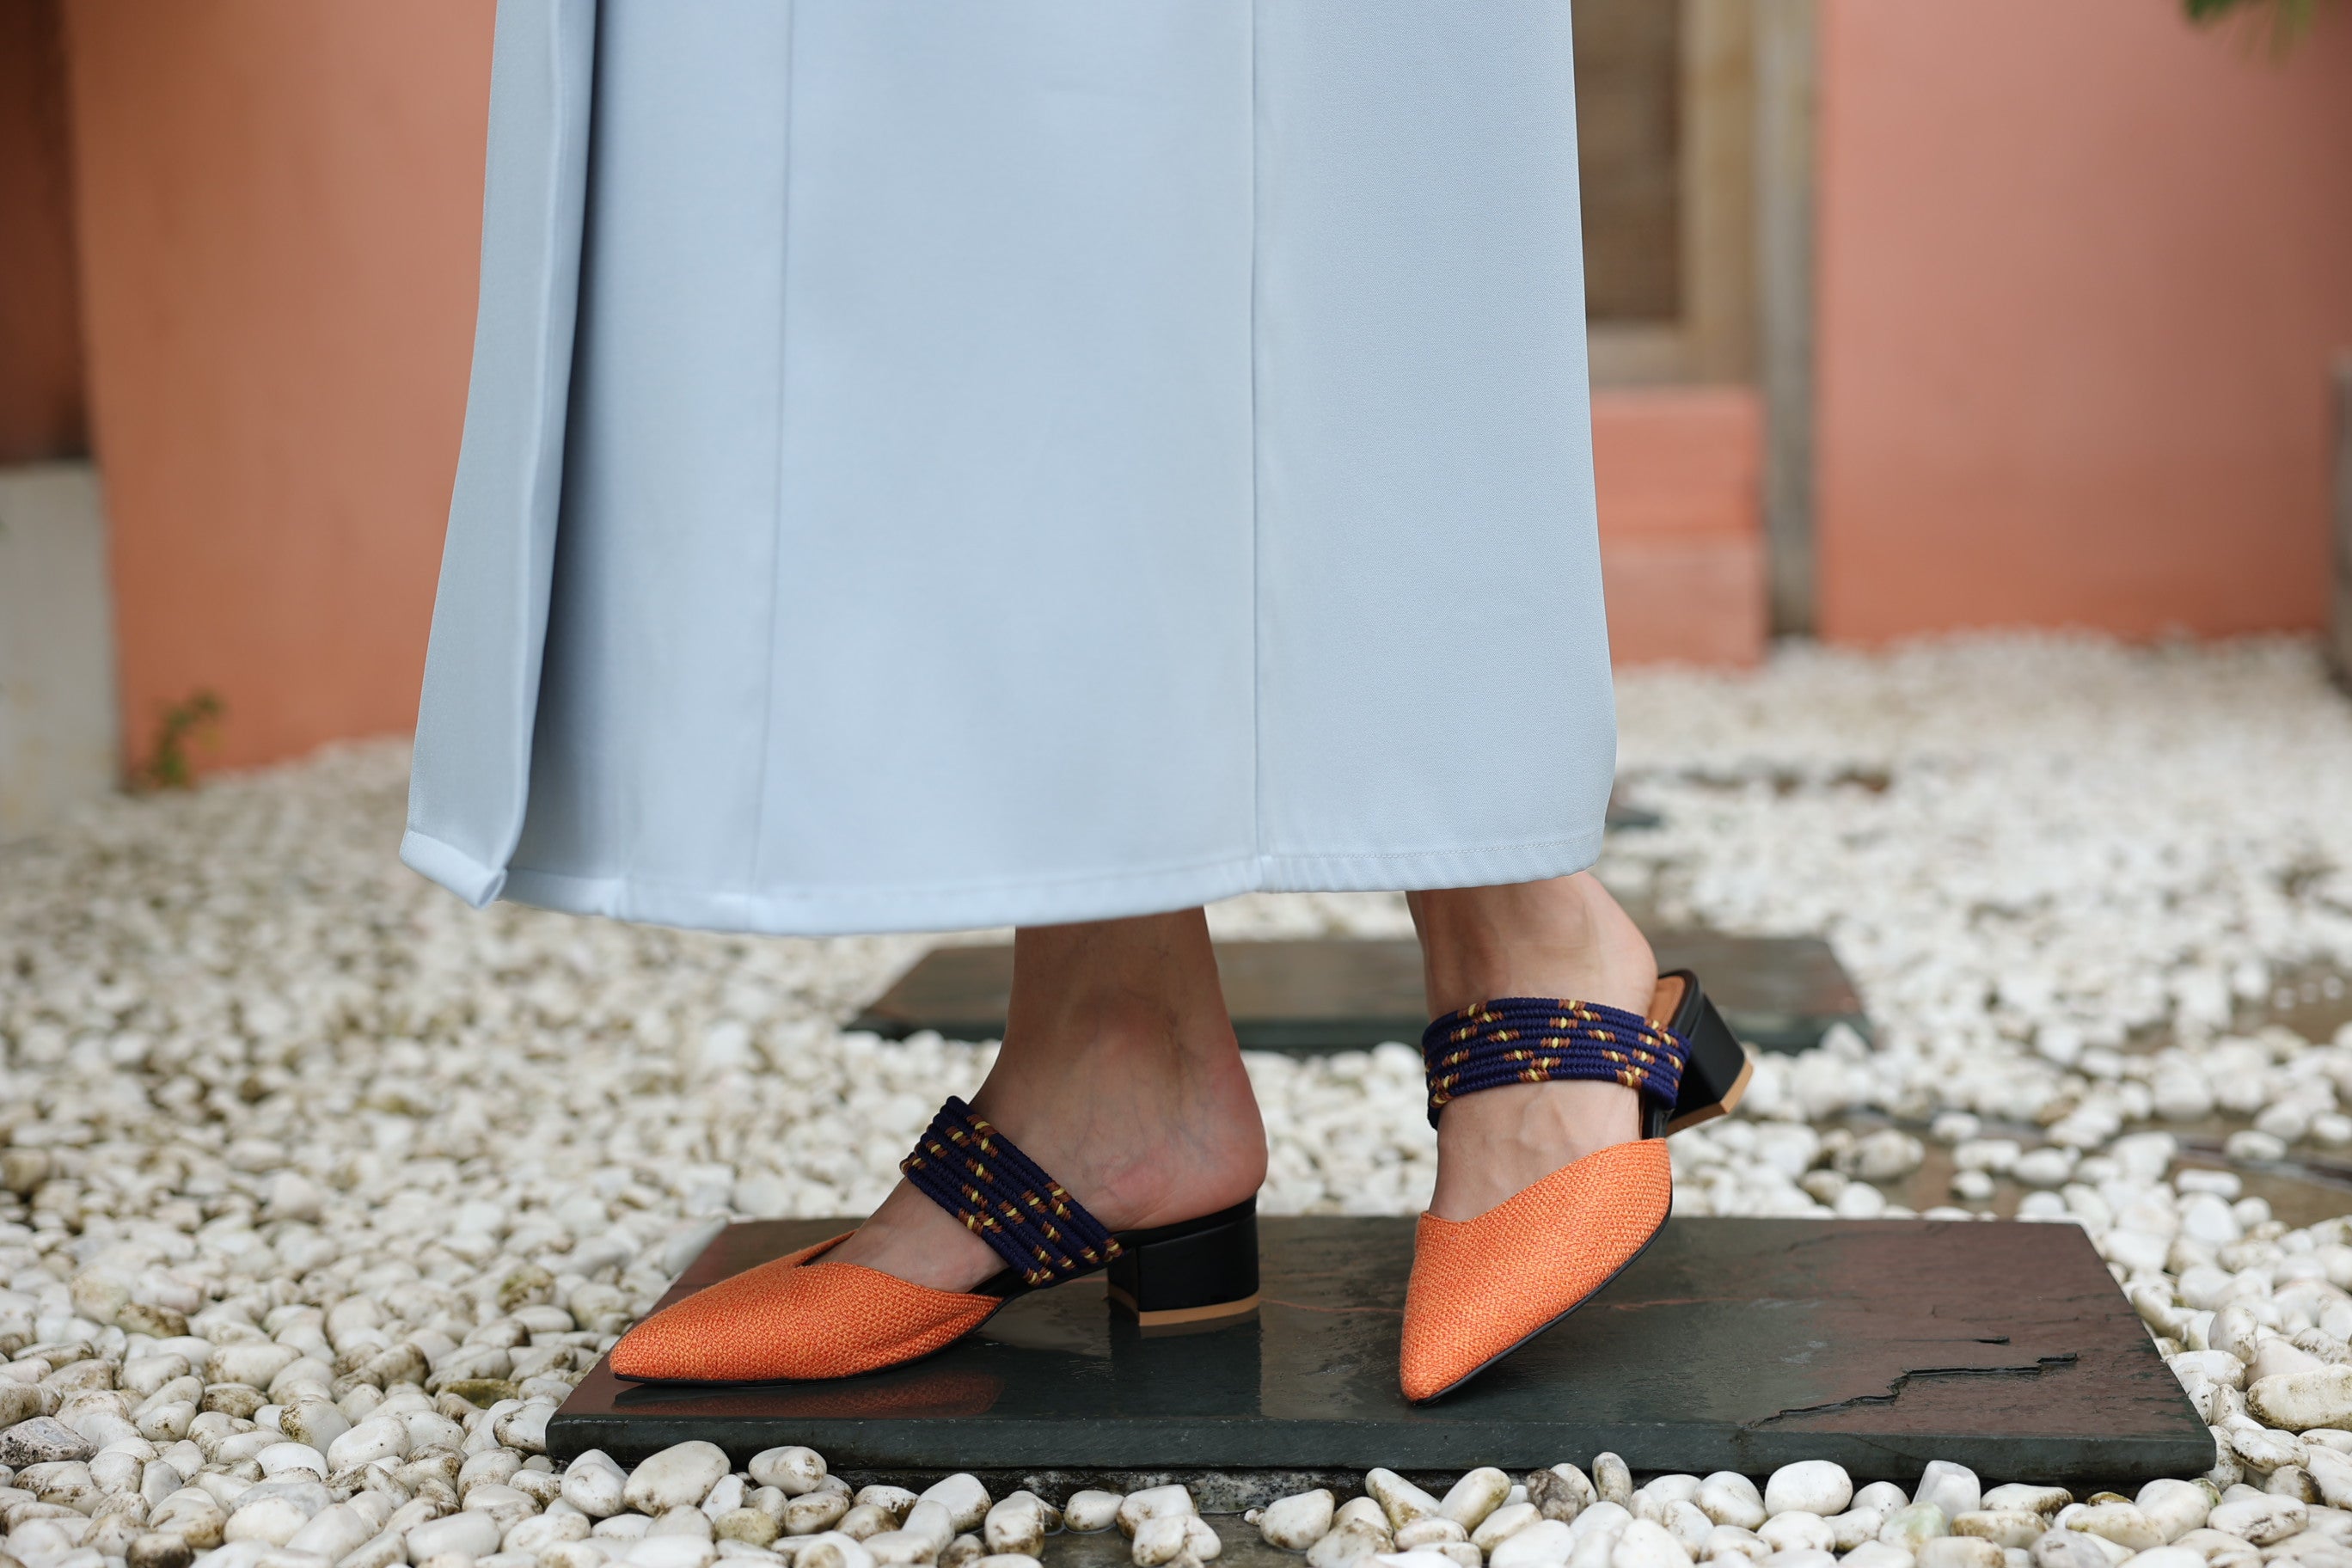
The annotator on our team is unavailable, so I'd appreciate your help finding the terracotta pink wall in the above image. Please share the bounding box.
[63,0,492,772]
[1815,2,2352,641]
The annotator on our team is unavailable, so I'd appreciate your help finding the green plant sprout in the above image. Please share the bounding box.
[2185,0,2333,48]
[139,689,226,791]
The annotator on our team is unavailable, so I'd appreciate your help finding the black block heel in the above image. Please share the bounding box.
[1105,1197,1260,1326]
[1655,969,1754,1136]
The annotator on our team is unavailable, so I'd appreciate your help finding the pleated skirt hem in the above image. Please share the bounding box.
[400,824,1605,938]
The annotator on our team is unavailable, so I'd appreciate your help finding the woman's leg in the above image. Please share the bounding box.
[827,908,1268,1290]
[1408,872,1659,1222]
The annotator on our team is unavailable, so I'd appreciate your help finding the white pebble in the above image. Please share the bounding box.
[566,1452,632,1519]
[1367,1471,1445,1532]
[1764,1463,1853,1519]
[2116,1550,2202,1568]
[750,1449,828,1497]
[797,1535,877,1568]
[326,1416,409,1471]
[1490,1521,1576,1568]
[1914,1464,1981,1522]
[254,1442,328,1479]
[1118,1485,1197,1540]
[1475,1504,1543,1554]
[1259,1492,1336,1551]
[1757,1515,1833,1556]
[1831,1510,1890,1550]
[1440,1469,1513,1530]
[1063,1492,1125,1534]
[626,1443,733,1516]
[1881,1505,1951,1550]
[1917,1540,2003,1568]
[1610,1520,1691,1568]
[1696,1474,1765,1531]
[2204,1495,2305,1545]
[1845,1544,1915,1568]
[920,1477,992,1535]
[1311,1522,1399,1568]
[983,1493,1050,1559]
[410,1511,506,1561]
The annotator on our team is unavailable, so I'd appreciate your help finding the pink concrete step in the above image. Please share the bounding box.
[1592,385,1767,667]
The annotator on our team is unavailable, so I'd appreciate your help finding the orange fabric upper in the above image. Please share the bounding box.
[1400,1137,1671,1403]
[608,1234,1004,1382]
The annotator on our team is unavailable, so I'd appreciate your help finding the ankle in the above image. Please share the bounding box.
[971,1032,1266,1231]
[977,909,1265,1230]
[835,910,1267,1289]
[1410,872,1657,1019]
[1004,911,1229,1057]
[985,911,1249,1155]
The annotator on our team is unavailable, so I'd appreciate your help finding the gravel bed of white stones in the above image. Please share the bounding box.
[5,635,2352,1568]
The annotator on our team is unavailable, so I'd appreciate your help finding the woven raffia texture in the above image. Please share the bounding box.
[1400,1138,1672,1402]
[608,1234,1001,1382]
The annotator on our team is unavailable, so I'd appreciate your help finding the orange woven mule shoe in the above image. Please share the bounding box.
[1400,969,1751,1403]
[608,1233,1001,1382]
[1402,1139,1671,1401]
[610,1096,1260,1385]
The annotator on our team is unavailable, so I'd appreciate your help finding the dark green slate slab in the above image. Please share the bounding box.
[550,1216,2207,1487]
[850,935,1868,1054]
[1605,793,1664,831]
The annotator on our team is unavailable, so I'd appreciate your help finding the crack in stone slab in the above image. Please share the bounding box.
[1751,1351,2082,1427]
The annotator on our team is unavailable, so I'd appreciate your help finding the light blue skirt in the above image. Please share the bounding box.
[403,0,1617,937]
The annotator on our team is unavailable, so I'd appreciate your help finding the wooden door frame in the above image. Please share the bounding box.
[1585,0,1819,636]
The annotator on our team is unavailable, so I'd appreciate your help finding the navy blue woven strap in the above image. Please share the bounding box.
[900,1097,1124,1288]
[1422,998,1690,1128]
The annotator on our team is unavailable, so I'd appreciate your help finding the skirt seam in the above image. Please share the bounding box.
[742,0,799,897]
[506,846,1266,901]
[1261,831,1600,865]
[494,825,1602,900]
[411,824,1602,937]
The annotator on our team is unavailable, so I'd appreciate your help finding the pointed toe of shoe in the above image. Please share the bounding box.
[1400,1139,1673,1403]
[608,1235,1003,1383]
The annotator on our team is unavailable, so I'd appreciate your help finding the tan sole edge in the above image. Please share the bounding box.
[1665,1045,1755,1136]
[1105,1287,1261,1326]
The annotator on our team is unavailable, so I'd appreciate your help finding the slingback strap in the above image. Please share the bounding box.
[1421,998,1690,1128]
[900,1096,1124,1287]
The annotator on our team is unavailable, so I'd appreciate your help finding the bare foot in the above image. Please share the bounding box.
[1409,873,1659,1222]
[826,910,1267,1293]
